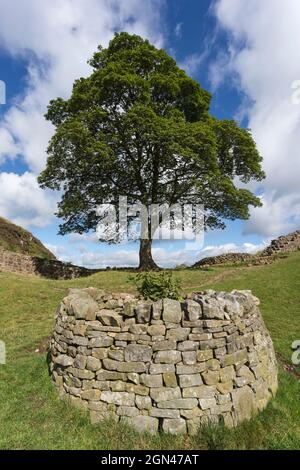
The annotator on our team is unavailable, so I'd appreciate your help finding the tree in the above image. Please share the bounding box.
[38,32,265,271]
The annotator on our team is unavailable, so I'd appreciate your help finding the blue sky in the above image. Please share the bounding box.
[0,0,300,267]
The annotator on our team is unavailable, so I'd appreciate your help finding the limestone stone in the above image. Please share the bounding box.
[148,324,166,336]
[129,324,148,335]
[176,363,206,375]
[202,369,220,385]
[108,350,124,362]
[216,381,233,394]
[153,340,177,351]
[73,324,87,336]
[162,299,182,323]
[140,374,163,388]
[182,385,216,399]
[54,354,74,367]
[149,363,175,374]
[81,389,101,400]
[69,367,95,380]
[206,359,221,371]
[180,408,203,419]
[127,373,140,384]
[163,372,178,388]
[150,409,180,419]
[154,350,181,364]
[179,374,203,388]
[89,337,113,348]
[86,356,102,371]
[125,416,158,435]
[100,391,135,406]
[97,309,122,327]
[150,387,181,403]
[93,381,110,391]
[123,300,137,317]
[178,340,199,351]
[117,406,139,417]
[220,365,235,383]
[136,395,152,410]
[186,419,201,436]
[196,349,213,362]
[157,398,198,409]
[125,383,149,396]
[199,398,217,410]
[152,299,163,320]
[96,371,126,381]
[72,336,89,347]
[184,299,202,322]
[232,386,257,423]
[182,351,197,365]
[118,362,147,373]
[162,418,187,435]
[110,380,126,392]
[166,327,190,341]
[237,365,255,383]
[70,296,99,320]
[124,344,152,362]
[136,302,152,324]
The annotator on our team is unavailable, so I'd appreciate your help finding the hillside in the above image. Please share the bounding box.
[0,252,299,449]
[0,216,55,259]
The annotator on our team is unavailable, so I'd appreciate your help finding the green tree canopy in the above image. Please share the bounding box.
[38,32,265,270]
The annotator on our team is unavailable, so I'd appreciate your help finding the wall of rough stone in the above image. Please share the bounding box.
[260,230,300,257]
[49,288,278,435]
[0,247,98,279]
[193,229,300,268]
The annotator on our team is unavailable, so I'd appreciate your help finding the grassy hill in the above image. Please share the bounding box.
[0,252,299,449]
[0,216,55,259]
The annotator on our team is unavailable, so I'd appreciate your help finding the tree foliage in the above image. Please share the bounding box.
[38,32,265,269]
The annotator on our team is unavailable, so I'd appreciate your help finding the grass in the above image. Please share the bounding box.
[0,252,300,449]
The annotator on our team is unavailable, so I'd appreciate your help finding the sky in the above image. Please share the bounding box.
[0,0,300,268]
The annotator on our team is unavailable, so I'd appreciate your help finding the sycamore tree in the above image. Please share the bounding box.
[38,32,264,271]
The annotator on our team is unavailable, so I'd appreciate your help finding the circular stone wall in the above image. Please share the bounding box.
[49,288,278,435]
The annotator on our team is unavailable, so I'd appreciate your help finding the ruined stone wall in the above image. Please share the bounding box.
[193,253,255,268]
[194,229,300,268]
[0,247,97,279]
[49,288,278,435]
[260,230,300,257]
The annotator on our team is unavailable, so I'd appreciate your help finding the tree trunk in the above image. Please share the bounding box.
[138,238,160,271]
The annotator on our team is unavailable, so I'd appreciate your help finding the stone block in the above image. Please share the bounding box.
[162,418,187,435]
[162,299,182,323]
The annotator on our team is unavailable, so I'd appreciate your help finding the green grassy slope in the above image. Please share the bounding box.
[0,253,299,449]
[0,216,55,259]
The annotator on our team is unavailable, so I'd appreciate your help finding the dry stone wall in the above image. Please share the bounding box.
[49,288,278,435]
[0,247,98,279]
[260,230,300,257]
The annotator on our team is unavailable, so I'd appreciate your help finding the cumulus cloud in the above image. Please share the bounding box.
[48,239,265,268]
[0,172,57,227]
[0,0,165,226]
[212,0,300,237]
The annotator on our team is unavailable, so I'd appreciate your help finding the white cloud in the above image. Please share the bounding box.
[48,239,265,268]
[174,22,183,39]
[212,0,300,237]
[0,0,165,228]
[0,0,164,172]
[179,52,206,77]
[0,172,57,227]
